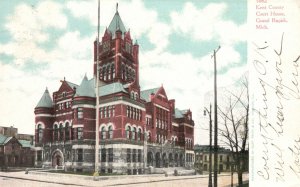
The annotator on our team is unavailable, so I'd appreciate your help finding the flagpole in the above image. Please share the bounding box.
[94,0,100,176]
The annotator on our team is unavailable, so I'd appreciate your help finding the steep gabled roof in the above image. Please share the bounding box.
[19,140,33,148]
[36,88,53,108]
[98,82,127,97]
[108,10,126,38]
[75,75,95,97]
[140,87,160,102]
[66,81,79,90]
[174,108,184,118]
[174,108,189,118]
[0,134,8,145]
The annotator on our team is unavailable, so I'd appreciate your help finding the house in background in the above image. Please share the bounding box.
[194,145,233,174]
[0,126,35,170]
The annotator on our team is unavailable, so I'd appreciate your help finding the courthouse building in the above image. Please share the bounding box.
[34,6,194,174]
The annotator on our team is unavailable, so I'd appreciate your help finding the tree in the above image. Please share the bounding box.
[218,76,249,187]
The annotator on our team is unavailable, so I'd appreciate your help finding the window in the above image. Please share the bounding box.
[108,106,111,117]
[54,124,58,141]
[37,151,42,161]
[62,92,66,98]
[38,124,43,143]
[77,127,83,140]
[147,132,151,142]
[100,108,103,118]
[132,127,136,140]
[103,67,107,81]
[108,126,113,139]
[112,106,115,116]
[132,149,136,163]
[108,148,113,162]
[138,149,142,162]
[220,155,223,162]
[77,108,83,119]
[112,65,115,79]
[77,149,83,162]
[126,126,131,139]
[127,149,131,162]
[104,107,107,118]
[137,128,141,141]
[65,123,70,140]
[59,124,64,141]
[204,155,207,162]
[101,126,106,139]
[101,148,106,162]
[131,91,134,99]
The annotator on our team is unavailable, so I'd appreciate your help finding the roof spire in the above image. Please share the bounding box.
[116,3,118,12]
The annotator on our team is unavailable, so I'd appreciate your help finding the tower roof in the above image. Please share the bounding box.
[75,75,95,97]
[108,9,126,38]
[140,87,160,102]
[98,82,127,97]
[36,88,53,108]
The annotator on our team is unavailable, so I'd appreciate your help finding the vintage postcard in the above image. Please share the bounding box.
[0,0,298,186]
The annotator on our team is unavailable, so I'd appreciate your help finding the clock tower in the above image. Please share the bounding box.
[93,7,140,94]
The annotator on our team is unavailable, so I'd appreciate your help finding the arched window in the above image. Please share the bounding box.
[65,122,70,141]
[125,66,128,80]
[54,124,58,141]
[131,91,134,99]
[107,65,111,80]
[59,124,64,141]
[108,125,113,139]
[126,126,131,139]
[101,126,106,139]
[112,64,115,79]
[122,64,125,80]
[103,67,107,81]
[132,127,136,140]
[135,92,138,100]
[38,124,43,143]
[148,132,151,142]
[137,128,142,141]
[99,67,103,80]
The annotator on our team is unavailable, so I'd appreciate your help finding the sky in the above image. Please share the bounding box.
[0,0,247,145]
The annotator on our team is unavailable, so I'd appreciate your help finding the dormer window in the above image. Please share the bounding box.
[103,41,110,52]
[125,42,131,53]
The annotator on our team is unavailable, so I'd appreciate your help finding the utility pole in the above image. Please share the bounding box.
[204,104,212,187]
[212,46,220,187]
[94,0,100,176]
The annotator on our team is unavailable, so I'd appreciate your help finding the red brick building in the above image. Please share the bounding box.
[0,126,34,170]
[34,7,194,174]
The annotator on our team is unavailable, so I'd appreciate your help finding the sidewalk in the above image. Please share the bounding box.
[0,171,249,187]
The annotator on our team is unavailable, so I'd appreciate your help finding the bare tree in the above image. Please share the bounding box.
[218,76,249,187]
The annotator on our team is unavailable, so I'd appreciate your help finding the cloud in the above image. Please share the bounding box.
[66,0,169,51]
[0,1,68,66]
[170,2,246,45]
